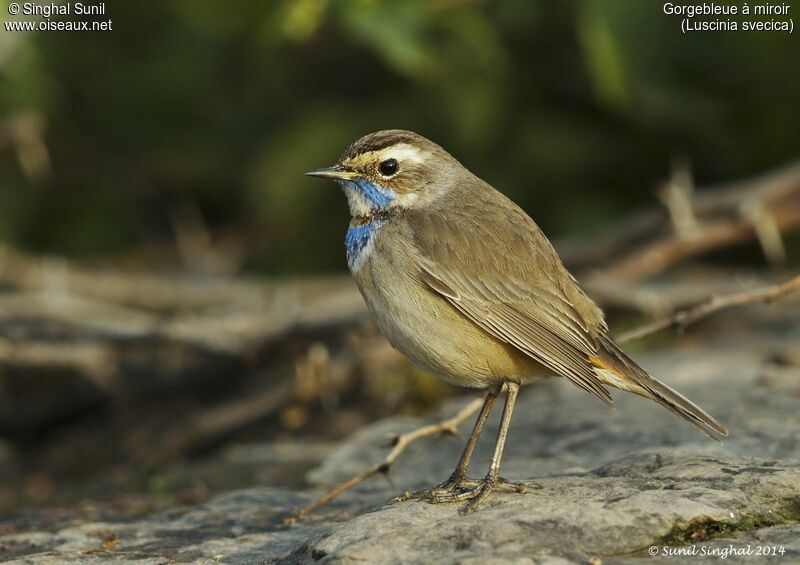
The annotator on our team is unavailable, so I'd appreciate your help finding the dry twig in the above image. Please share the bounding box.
[614,273,800,343]
[284,395,483,524]
[604,202,800,280]
[561,160,800,277]
[287,272,800,523]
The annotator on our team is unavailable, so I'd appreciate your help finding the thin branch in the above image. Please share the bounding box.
[604,202,800,281]
[615,273,800,343]
[560,160,800,272]
[659,156,700,240]
[284,395,484,524]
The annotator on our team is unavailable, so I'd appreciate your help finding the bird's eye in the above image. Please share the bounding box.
[379,158,399,177]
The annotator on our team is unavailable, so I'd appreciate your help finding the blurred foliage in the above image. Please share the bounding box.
[1,0,798,274]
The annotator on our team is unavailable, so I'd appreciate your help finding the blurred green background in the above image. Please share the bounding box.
[1,0,798,274]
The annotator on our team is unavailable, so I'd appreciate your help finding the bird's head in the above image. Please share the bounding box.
[306,130,460,220]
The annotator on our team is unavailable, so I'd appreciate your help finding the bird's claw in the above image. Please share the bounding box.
[391,475,539,512]
[390,474,474,503]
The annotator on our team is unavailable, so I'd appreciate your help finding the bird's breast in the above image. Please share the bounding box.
[349,223,543,388]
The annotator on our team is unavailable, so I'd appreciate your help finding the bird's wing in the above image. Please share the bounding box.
[411,199,614,405]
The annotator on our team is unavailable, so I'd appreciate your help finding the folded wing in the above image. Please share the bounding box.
[411,196,727,439]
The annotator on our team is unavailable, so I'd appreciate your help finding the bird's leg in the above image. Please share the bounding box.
[442,384,501,485]
[392,385,500,502]
[430,381,535,512]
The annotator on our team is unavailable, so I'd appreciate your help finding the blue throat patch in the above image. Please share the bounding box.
[342,178,396,208]
[345,220,382,269]
[341,178,395,269]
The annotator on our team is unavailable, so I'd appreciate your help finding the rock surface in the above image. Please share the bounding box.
[2,311,799,564]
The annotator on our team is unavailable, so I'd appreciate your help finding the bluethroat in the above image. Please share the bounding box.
[308,130,727,512]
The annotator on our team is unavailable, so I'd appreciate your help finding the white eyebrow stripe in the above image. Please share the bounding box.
[377,143,427,164]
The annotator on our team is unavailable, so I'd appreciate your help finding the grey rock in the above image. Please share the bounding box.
[299,454,799,564]
[3,320,799,563]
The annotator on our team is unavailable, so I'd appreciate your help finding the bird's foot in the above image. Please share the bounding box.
[431,476,536,513]
[390,473,477,503]
[392,475,539,513]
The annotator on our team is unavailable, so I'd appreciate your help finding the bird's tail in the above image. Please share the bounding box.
[590,336,728,440]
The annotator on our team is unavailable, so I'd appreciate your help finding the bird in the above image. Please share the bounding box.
[307,129,728,513]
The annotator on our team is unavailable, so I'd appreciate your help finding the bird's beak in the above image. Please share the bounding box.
[305,165,356,181]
